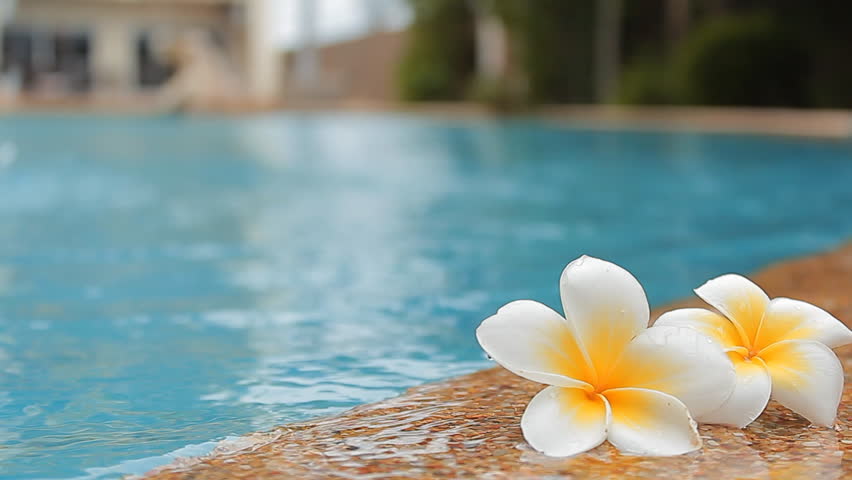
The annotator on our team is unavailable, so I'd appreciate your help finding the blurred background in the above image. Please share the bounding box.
[0,0,851,111]
[1,2,852,479]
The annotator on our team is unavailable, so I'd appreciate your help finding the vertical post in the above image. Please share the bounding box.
[246,0,282,101]
[91,21,137,94]
[472,0,508,81]
[594,0,622,103]
[294,0,318,89]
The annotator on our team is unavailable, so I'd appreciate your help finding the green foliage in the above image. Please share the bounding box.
[397,0,476,101]
[398,1,849,108]
[671,14,810,107]
[495,0,596,104]
[616,57,674,105]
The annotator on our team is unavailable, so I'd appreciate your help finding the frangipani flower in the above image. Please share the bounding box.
[476,256,736,457]
[657,274,852,428]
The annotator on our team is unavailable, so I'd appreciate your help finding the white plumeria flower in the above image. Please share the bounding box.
[657,274,852,428]
[476,256,736,457]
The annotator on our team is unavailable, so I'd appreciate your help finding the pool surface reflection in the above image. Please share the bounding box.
[0,113,850,478]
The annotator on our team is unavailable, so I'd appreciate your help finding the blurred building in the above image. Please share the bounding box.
[280,0,413,105]
[0,0,281,108]
[282,29,408,104]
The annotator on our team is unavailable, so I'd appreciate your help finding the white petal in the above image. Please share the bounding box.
[694,274,769,347]
[699,353,772,427]
[654,308,746,352]
[521,386,610,457]
[606,325,735,419]
[758,339,844,426]
[605,387,701,456]
[476,300,593,388]
[559,256,649,382]
[755,297,852,350]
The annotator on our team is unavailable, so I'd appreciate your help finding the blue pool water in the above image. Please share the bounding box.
[0,113,851,478]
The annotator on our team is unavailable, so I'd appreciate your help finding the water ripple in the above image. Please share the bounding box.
[0,113,850,478]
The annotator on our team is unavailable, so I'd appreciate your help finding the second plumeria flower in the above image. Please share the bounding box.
[477,256,736,457]
[657,274,852,428]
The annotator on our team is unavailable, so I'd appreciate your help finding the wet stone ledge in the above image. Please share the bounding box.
[146,244,852,479]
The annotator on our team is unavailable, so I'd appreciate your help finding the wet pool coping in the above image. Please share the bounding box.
[144,243,852,479]
[5,103,851,141]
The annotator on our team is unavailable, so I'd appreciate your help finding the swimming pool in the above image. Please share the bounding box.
[0,112,850,479]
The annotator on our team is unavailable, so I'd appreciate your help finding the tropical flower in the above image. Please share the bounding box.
[476,256,736,457]
[656,274,852,428]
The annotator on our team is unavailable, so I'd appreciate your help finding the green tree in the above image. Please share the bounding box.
[495,0,597,103]
[398,0,476,101]
[671,14,810,107]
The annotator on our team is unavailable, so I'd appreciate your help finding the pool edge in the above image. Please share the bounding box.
[143,241,852,479]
